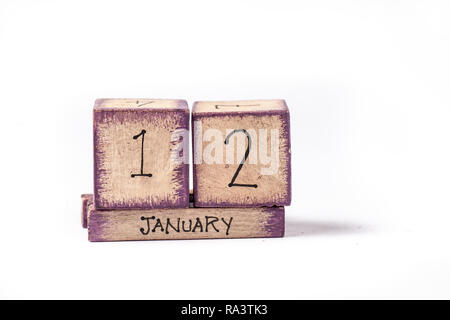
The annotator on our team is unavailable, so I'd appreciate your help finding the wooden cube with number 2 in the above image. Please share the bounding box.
[192,100,291,207]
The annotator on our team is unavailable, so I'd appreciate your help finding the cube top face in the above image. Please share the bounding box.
[95,98,188,111]
[94,99,189,210]
[193,99,287,115]
[192,100,291,207]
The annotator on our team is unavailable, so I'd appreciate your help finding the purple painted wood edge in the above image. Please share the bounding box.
[81,194,93,229]
[192,107,291,208]
[262,206,285,238]
[88,212,105,242]
[282,109,292,206]
[93,106,189,210]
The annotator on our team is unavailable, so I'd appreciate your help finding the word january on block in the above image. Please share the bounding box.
[192,100,291,207]
[94,99,189,210]
[88,204,285,241]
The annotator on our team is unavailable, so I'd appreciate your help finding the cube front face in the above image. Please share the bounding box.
[192,100,291,207]
[88,204,285,241]
[94,99,189,210]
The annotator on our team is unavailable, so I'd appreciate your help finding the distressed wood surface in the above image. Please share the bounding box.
[88,203,284,242]
[192,100,291,207]
[193,99,288,114]
[81,194,93,228]
[94,98,189,210]
[86,201,94,228]
[94,98,187,110]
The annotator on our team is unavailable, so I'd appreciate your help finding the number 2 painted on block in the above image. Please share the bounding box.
[224,129,258,188]
[131,129,153,178]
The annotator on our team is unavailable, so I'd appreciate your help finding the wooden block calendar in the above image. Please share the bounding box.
[94,99,190,210]
[83,98,290,242]
[192,100,291,207]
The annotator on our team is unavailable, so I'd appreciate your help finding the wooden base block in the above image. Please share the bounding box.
[81,194,93,228]
[87,202,284,242]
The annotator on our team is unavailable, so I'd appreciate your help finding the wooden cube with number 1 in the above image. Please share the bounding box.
[94,99,189,210]
[192,100,291,207]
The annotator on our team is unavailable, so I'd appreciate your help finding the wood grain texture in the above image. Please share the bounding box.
[88,204,284,242]
[81,194,93,228]
[94,98,187,111]
[192,100,291,207]
[94,98,189,210]
[86,201,94,228]
[193,99,288,114]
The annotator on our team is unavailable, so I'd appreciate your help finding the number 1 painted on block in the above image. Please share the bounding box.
[131,129,152,178]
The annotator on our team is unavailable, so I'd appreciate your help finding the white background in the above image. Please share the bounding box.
[0,0,449,299]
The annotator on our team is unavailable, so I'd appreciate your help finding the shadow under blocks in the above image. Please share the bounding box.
[285,219,367,237]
